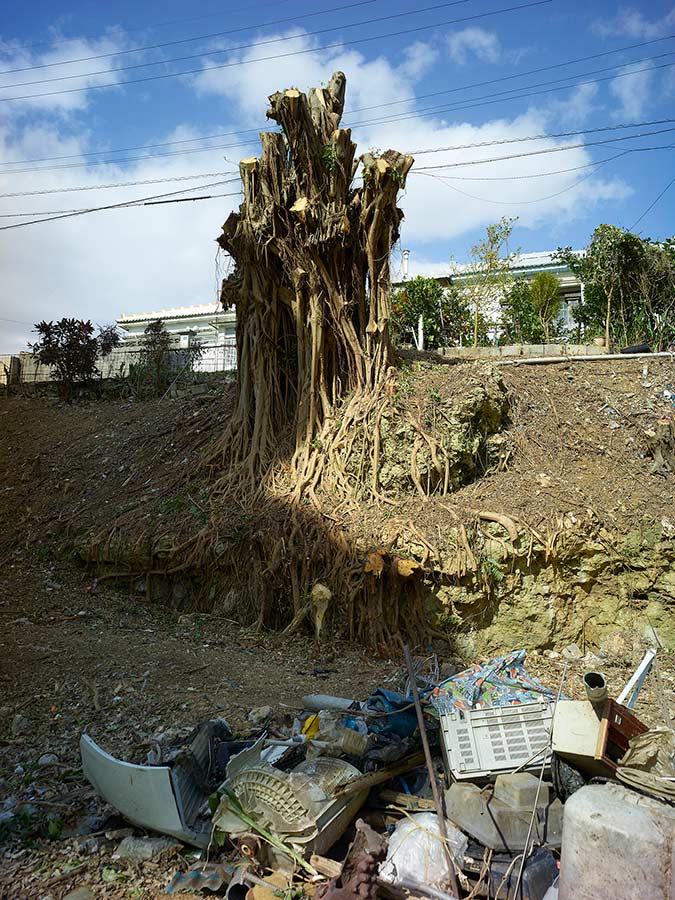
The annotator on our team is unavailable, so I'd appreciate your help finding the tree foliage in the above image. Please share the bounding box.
[128,319,203,397]
[530,271,561,343]
[454,216,518,347]
[500,278,544,343]
[30,318,120,401]
[556,226,675,350]
[391,277,471,348]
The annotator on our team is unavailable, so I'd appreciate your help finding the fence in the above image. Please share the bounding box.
[0,341,237,388]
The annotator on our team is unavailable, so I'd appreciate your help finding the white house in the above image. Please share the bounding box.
[114,303,237,373]
[395,249,585,342]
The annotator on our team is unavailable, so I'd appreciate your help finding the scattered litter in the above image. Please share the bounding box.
[114,834,180,862]
[165,862,234,894]
[74,645,672,900]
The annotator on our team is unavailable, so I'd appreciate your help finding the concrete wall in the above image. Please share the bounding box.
[441,343,607,360]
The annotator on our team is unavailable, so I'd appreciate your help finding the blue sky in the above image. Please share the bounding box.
[1,0,674,350]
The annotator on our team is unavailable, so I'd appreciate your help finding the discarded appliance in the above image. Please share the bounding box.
[80,721,234,848]
[558,782,675,900]
[551,674,648,778]
[445,772,563,852]
[438,701,553,779]
[212,740,368,865]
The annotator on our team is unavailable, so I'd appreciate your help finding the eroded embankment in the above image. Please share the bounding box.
[1,357,674,651]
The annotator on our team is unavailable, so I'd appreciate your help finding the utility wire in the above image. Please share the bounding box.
[0,0,407,76]
[2,60,672,178]
[0,315,33,325]
[0,0,471,88]
[0,138,260,176]
[0,0,297,50]
[346,33,675,113]
[0,34,670,171]
[414,126,675,169]
[0,0,552,102]
[0,173,240,199]
[1,128,673,200]
[409,116,675,155]
[0,181,242,231]
[347,55,675,128]
[629,174,675,230]
[0,125,268,168]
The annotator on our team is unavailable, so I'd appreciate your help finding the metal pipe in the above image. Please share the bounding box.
[583,671,608,707]
[496,351,675,366]
[403,645,461,899]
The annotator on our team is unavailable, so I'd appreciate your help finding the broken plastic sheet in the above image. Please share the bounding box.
[617,726,675,802]
[429,650,560,712]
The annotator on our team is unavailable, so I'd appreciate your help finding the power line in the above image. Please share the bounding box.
[0,0,297,50]
[0,126,267,168]
[0,315,33,325]
[0,0,552,102]
[0,33,670,172]
[345,33,675,114]
[629,174,675,230]
[409,116,675,155]
[0,173,240,199]
[0,0,380,76]
[2,125,673,200]
[0,181,242,231]
[414,126,675,169]
[2,57,672,180]
[0,138,260,176]
[347,55,675,128]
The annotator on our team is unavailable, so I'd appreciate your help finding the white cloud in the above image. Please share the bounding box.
[191,29,418,126]
[0,33,130,115]
[446,28,500,65]
[593,6,675,39]
[609,62,653,118]
[549,83,600,126]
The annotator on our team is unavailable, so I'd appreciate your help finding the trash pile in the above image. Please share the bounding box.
[80,647,675,900]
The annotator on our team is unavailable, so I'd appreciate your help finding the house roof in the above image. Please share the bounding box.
[393,249,584,286]
[117,304,235,326]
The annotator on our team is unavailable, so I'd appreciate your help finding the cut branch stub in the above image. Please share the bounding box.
[215,72,414,482]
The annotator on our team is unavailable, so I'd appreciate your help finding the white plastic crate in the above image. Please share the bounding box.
[439,701,553,779]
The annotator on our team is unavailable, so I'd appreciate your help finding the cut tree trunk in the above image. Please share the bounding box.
[215,72,413,488]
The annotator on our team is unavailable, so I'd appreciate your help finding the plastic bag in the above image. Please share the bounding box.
[378,813,468,888]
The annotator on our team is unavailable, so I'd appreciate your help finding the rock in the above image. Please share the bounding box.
[37,753,59,767]
[64,886,94,900]
[583,652,604,666]
[248,706,273,726]
[562,643,583,661]
[115,834,179,862]
[599,631,633,660]
[11,713,29,736]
